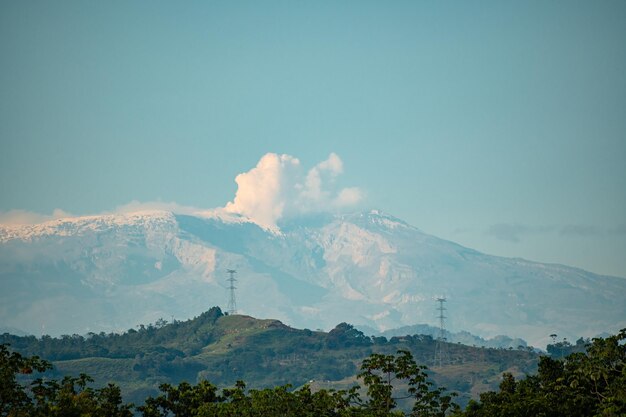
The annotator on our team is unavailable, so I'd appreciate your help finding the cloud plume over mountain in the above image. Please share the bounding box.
[0,152,362,232]
[223,153,363,229]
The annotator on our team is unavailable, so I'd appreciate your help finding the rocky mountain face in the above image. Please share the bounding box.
[1,210,624,347]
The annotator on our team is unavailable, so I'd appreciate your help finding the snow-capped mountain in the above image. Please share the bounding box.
[1,210,624,347]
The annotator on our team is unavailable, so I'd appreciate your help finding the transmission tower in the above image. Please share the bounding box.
[226,269,237,315]
[434,297,449,368]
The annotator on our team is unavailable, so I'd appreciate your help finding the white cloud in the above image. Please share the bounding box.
[334,187,363,208]
[224,152,363,229]
[223,153,300,229]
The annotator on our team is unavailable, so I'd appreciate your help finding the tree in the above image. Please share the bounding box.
[458,328,626,416]
[326,323,372,349]
[1,343,133,417]
[0,343,51,416]
[357,350,458,416]
[30,374,133,417]
[139,380,221,417]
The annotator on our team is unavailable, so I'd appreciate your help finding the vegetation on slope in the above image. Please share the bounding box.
[2,328,625,416]
[1,307,537,406]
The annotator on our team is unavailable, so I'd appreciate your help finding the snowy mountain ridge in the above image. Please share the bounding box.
[0,211,177,241]
[1,210,624,348]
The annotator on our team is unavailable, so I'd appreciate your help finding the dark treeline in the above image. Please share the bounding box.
[2,329,624,417]
[0,308,227,361]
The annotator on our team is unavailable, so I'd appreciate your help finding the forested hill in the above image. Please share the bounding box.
[1,307,538,406]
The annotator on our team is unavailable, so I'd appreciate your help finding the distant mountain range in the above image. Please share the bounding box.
[1,209,625,347]
[356,323,529,350]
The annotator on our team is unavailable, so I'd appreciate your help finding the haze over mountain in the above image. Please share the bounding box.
[1,207,624,348]
[3,0,626,367]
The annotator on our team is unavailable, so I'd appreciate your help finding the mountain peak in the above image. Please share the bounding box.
[359,209,415,230]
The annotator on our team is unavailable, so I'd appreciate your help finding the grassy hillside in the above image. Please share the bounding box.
[1,307,538,407]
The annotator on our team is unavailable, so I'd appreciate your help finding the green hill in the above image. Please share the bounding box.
[1,307,538,407]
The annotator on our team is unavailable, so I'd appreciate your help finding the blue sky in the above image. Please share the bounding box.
[1,1,625,277]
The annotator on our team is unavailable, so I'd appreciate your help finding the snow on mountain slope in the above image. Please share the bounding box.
[1,210,624,347]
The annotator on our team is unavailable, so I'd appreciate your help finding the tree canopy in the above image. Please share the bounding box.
[1,328,624,416]
[460,328,626,416]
